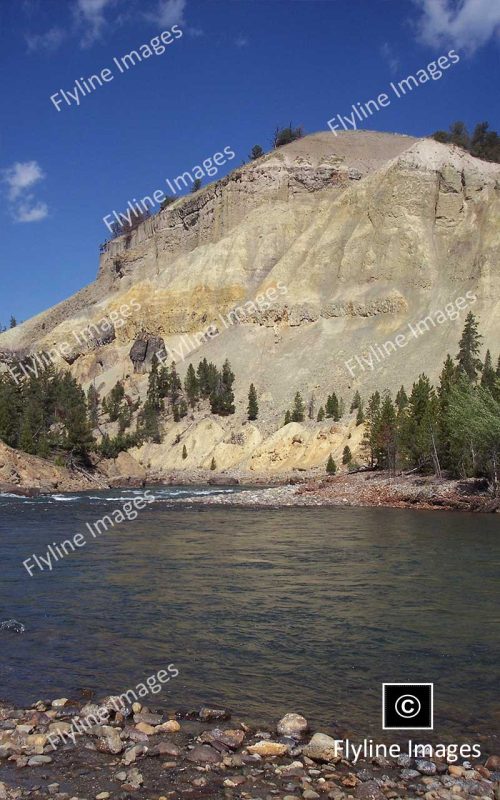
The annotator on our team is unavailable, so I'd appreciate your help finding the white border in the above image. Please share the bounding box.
[382,683,434,730]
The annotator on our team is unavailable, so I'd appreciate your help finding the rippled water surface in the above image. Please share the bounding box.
[0,486,498,744]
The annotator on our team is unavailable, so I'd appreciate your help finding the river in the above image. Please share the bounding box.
[0,486,498,747]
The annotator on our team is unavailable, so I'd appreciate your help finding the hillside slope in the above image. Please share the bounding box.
[1,130,499,479]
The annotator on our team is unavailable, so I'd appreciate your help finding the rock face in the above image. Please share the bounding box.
[129,332,165,373]
[1,130,499,478]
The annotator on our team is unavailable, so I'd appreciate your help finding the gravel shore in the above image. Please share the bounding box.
[0,697,498,800]
[175,472,500,513]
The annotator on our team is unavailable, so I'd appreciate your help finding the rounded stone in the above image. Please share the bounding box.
[277,713,309,738]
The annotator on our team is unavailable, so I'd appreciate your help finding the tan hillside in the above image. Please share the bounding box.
[1,130,499,480]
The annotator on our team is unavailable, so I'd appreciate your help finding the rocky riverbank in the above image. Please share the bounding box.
[1,436,498,514]
[0,697,499,800]
[177,471,500,513]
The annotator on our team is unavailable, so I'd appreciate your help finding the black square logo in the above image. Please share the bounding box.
[382,683,433,730]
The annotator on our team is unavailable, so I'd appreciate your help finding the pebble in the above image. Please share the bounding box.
[27,754,53,765]
[155,719,180,733]
[417,759,438,775]
[401,768,421,779]
[247,740,289,757]
[135,721,155,735]
[51,698,69,708]
[199,706,230,722]
[185,744,222,764]
[122,744,146,765]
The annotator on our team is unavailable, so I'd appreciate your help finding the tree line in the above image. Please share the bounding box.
[1,313,499,492]
[432,120,500,163]
[0,356,243,465]
[358,313,500,491]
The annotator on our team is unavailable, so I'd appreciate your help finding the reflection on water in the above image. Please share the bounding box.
[0,487,498,745]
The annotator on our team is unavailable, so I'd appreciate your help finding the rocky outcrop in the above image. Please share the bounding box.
[0,441,108,495]
[129,332,165,372]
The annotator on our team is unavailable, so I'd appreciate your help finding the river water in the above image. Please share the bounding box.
[0,486,498,746]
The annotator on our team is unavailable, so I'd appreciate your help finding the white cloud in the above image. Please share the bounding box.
[380,42,399,74]
[15,199,49,223]
[3,161,45,201]
[2,161,48,223]
[146,0,186,28]
[26,26,66,53]
[415,0,500,54]
[74,0,115,47]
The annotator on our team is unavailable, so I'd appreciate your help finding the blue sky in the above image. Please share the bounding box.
[1,0,499,325]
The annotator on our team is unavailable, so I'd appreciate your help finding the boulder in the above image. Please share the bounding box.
[302,732,340,763]
[95,725,124,754]
[199,728,245,751]
[277,713,309,738]
[186,744,222,764]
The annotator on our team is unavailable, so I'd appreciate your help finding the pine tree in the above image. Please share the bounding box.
[350,391,361,412]
[106,381,125,422]
[399,375,440,474]
[184,363,199,408]
[317,406,325,422]
[342,445,352,465]
[117,404,132,434]
[210,360,235,415]
[0,375,21,448]
[436,354,459,468]
[87,385,99,428]
[456,312,482,382]
[137,355,162,442]
[284,409,291,425]
[210,456,216,470]
[247,383,258,420]
[449,121,470,150]
[481,349,496,394]
[291,391,305,422]
[362,391,381,467]
[182,444,188,459]
[173,399,188,422]
[449,382,500,492]
[158,364,170,398]
[373,393,397,471]
[169,362,182,406]
[197,359,210,398]
[355,403,364,426]
[65,390,94,462]
[326,455,337,475]
[325,393,340,420]
[395,386,408,412]
[250,145,264,160]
